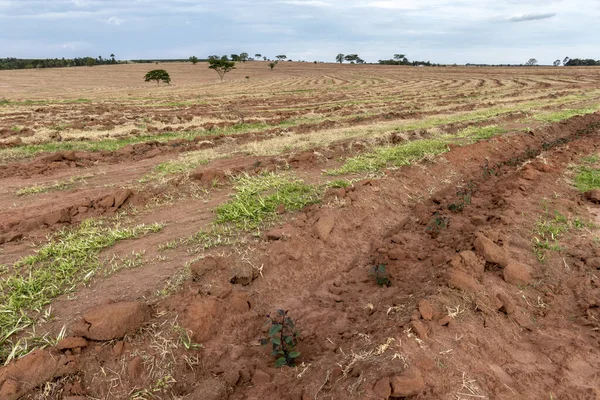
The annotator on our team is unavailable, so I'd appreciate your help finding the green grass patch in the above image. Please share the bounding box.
[0,219,163,363]
[581,153,599,165]
[532,209,594,262]
[454,125,507,141]
[153,158,210,176]
[575,167,600,192]
[215,173,321,230]
[328,139,449,175]
[534,107,598,123]
[327,179,353,188]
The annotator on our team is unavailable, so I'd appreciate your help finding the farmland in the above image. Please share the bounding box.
[1,62,600,399]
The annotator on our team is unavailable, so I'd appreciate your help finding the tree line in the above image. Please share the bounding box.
[3,53,600,71]
[469,57,600,67]
[0,55,117,70]
[377,54,437,66]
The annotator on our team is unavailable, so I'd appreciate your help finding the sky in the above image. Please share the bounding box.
[0,0,598,64]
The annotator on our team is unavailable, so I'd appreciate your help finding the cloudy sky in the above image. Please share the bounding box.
[0,0,598,64]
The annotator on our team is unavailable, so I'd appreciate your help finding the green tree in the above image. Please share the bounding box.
[553,59,561,67]
[110,53,116,64]
[276,55,287,61]
[269,62,276,70]
[209,58,236,82]
[263,56,267,61]
[344,54,363,64]
[189,56,199,65]
[563,56,570,66]
[394,54,408,64]
[524,58,538,66]
[144,69,171,85]
[336,53,344,64]
[86,57,96,67]
[231,54,240,61]
[208,55,219,60]
[240,52,249,62]
[255,53,262,60]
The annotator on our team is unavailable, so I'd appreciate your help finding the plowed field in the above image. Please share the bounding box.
[1,62,600,400]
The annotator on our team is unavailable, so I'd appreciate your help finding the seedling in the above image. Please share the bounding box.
[426,212,449,235]
[370,264,391,287]
[448,182,475,213]
[260,310,300,367]
[482,160,499,179]
[175,326,204,351]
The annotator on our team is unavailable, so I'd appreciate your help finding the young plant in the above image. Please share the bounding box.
[426,212,449,236]
[482,159,499,179]
[370,264,391,287]
[261,310,300,367]
[448,182,476,213]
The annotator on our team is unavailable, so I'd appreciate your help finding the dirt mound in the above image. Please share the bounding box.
[0,188,134,243]
[72,301,151,341]
[0,348,77,400]
[0,151,92,178]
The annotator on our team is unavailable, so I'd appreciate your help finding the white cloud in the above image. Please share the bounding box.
[277,0,331,6]
[61,41,89,50]
[0,0,598,64]
[509,13,557,22]
[105,15,124,25]
[363,1,421,10]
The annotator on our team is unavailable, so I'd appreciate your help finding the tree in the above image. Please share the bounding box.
[524,58,538,66]
[208,55,219,60]
[86,57,96,67]
[336,53,344,64]
[276,55,287,61]
[269,62,276,70]
[110,54,116,64]
[394,54,408,64]
[231,54,240,61]
[189,56,199,65]
[144,69,171,85]
[344,54,361,64]
[563,57,570,66]
[255,53,262,60]
[553,59,561,67]
[263,56,267,61]
[208,58,236,82]
[239,53,249,62]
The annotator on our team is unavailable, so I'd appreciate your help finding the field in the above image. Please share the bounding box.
[1,62,600,399]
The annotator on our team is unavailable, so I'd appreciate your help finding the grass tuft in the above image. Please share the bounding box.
[328,139,449,175]
[455,124,507,141]
[215,173,321,230]
[575,167,600,192]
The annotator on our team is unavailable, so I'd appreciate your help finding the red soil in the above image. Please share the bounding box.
[2,113,600,399]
